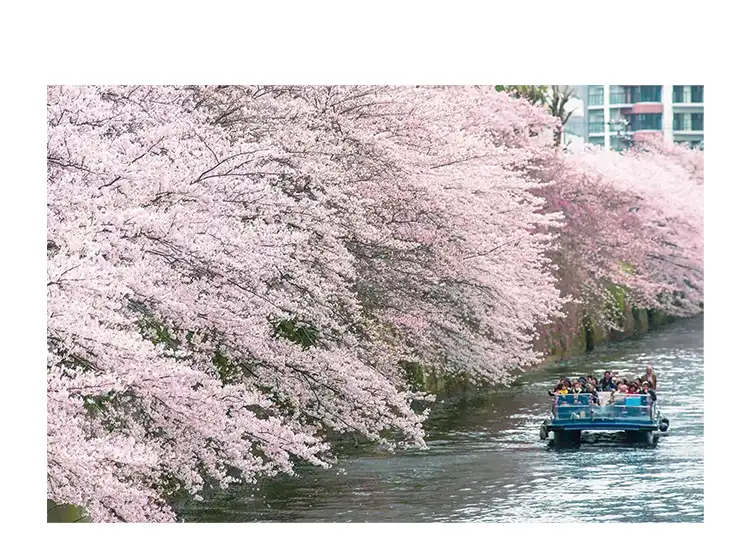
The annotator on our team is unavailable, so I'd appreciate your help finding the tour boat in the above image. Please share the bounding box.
[538,392,670,446]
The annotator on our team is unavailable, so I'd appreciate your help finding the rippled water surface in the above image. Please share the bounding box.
[181,316,704,522]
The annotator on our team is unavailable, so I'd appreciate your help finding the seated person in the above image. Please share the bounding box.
[548,382,568,396]
[639,381,657,401]
[598,371,617,391]
[584,383,599,404]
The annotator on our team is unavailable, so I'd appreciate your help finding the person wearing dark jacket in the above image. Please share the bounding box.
[640,381,657,401]
[598,371,617,392]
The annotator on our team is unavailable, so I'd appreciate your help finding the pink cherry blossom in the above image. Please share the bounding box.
[47,85,702,522]
[534,137,703,329]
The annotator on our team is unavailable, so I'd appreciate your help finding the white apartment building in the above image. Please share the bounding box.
[583,85,704,151]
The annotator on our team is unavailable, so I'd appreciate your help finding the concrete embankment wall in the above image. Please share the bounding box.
[408,303,678,395]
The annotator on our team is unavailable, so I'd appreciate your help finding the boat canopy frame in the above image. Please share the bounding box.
[548,392,660,432]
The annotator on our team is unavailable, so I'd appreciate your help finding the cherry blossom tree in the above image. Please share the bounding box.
[47,85,704,522]
[47,85,566,521]
[533,138,703,332]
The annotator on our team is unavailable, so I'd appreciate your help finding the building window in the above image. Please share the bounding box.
[610,86,627,104]
[691,113,704,131]
[587,86,604,106]
[674,85,703,103]
[630,113,662,131]
[589,137,605,147]
[588,109,604,134]
[628,85,662,103]
[691,85,704,103]
[674,113,704,132]
[673,86,685,103]
[564,116,584,137]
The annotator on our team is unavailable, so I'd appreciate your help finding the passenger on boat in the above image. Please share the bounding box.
[644,366,657,390]
[549,377,568,394]
[598,371,617,391]
[639,381,657,401]
[548,382,568,396]
[584,383,600,404]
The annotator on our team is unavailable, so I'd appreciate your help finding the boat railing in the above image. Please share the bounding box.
[552,393,656,423]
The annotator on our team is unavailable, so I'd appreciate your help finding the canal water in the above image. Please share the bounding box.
[180,316,704,522]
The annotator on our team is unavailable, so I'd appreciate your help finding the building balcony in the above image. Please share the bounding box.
[673,101,704,110]
[673,100,704,106]
[673,104,704,114]
[625,103,663,115]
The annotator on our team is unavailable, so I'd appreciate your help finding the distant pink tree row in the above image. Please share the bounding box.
[536,138,703,331]
[47,85,703,522]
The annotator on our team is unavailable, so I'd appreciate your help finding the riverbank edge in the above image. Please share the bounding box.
[408,304,679,396]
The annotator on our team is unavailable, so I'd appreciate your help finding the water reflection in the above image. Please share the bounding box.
[181,316,704,522]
